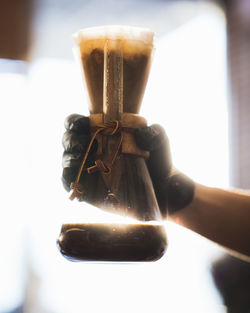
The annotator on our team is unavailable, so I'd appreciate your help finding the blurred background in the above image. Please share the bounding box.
[1,0,250,312]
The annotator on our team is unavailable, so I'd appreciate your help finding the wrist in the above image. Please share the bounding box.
[155,171,195,216]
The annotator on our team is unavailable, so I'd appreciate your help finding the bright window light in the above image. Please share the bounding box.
[143,11,229,188]
[0,6,228,313]
[24,9,227,313]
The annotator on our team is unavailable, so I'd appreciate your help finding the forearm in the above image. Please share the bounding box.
[169,183,250,261]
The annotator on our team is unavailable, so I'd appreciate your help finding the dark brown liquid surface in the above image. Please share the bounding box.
[81,47,152,114]
[58,223,167,262]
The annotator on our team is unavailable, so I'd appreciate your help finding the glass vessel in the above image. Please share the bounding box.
[57,26,168,262]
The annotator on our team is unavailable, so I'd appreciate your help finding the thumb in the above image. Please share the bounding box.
[134,125,195,218]
[134,124,172,181]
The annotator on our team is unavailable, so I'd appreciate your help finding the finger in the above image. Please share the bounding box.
[62,166,102,203]
[134,124,172,180]
[134,124,167,152]
[62,167,79,192]
[62,150,96,168]
[62,151,83,168]
[62,130,98,154]
[64,114,90,134]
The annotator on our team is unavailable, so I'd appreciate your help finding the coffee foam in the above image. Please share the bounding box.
[74,25,154,44]
[73,25,154,56]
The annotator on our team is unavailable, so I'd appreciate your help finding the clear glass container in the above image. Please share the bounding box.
[57,25,168,262]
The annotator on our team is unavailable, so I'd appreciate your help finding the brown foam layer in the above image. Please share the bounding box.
[74,25,154,54]
[76,38,153,58]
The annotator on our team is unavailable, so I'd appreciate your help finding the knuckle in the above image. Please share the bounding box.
[62,131,90,153]
[135,124,168,151]
[62,131,73,150]
[64,114,83,129]
[62,151,82,168]
[64,114,90,133]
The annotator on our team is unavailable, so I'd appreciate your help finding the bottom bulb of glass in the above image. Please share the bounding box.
[57,222,168,262]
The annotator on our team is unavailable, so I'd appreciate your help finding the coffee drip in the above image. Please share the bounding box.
[57,26,168,262]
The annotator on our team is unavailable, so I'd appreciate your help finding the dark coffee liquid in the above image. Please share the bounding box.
[80,39,152,114]
[58,223,167,262]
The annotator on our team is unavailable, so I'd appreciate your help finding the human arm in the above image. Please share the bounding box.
[135,125,250,261]
[175,184,250,261]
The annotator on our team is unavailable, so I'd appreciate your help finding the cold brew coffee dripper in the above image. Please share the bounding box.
[58,26,168,262]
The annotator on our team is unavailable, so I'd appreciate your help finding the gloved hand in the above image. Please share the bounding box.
[62,114,97,195]
[62,114,194,217]
[134,125,194,217]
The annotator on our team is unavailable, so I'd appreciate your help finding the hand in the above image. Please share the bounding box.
[62,114,97,200]
[134,125,194,217]
[62,114,194,217]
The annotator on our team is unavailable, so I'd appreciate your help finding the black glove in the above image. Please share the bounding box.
[62,114,97,194]
[62,114,194,216]
[134,125,194,216]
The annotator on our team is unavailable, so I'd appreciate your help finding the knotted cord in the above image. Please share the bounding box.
[69,120,125,200]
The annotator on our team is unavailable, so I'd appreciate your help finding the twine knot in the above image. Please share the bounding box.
[69,120,123,200]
